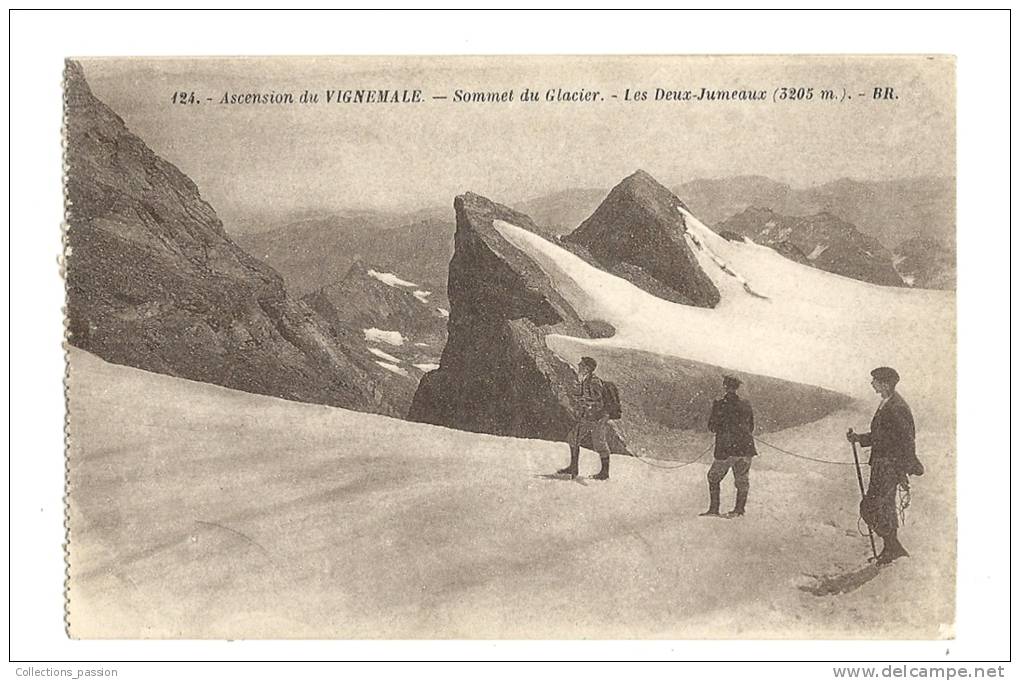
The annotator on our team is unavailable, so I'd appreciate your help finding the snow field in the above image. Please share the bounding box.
[67,350,953,638]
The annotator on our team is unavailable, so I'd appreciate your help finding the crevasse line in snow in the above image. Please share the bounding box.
[679,206,770,300]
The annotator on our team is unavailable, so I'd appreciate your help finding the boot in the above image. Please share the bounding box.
[728,489,748,517]
[557,449,579,477]
[700,484,721,516]
[877,533,910,564]
[592,456,610,480]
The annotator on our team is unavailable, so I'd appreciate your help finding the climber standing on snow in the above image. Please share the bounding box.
[558,356,611,480]
[847,366,924,564]
[701,375,757,517]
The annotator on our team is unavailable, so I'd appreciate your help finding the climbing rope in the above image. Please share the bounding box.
[752,435,856,466]
[613,421,714,470]
[897,483,911,525]
[631,442,714,470]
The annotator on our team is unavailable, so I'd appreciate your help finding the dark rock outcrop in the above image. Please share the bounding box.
[64,60,400,415]
[408,193,627,452]
[563,170,720,307]
[717,207,906,286]
[893,236,956,290]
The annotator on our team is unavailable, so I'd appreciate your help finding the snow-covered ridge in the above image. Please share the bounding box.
[492,217,954,399]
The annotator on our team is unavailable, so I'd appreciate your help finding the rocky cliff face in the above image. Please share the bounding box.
[408,193,627,452]
[563,170,721,307]
[64,60,399,415]
[893,236,956,290]
[717,207,906,286]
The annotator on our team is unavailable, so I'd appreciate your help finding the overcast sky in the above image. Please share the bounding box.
[80,56,955,231]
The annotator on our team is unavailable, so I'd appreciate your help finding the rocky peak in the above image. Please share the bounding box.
[64,60,400,415]
[408,193,626,452]
[447,193,593,333]
[564,170,721,307]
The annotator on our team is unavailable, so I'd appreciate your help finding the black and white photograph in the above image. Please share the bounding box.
[5,8,1012,674]
[63,54,956,639]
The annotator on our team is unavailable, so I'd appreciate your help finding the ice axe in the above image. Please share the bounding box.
[847,428,879,561]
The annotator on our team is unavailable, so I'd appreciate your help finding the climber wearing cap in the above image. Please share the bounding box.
[557,356,612,480]
[847,366,924,564]
[701,375,757,517]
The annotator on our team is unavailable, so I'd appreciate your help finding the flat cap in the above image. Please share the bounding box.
[870,366,900,385]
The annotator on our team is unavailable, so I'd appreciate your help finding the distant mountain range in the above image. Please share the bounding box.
[235,173,954,298]
[716,207,906,287]
[504,175,956,250]
[674,175,956,249]
[235,213,454,308]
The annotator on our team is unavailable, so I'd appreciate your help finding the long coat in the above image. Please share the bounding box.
[708,392,757,459]
[858,392,923,475]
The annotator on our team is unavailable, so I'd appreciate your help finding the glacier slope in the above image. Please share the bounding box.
[67,349,954,639]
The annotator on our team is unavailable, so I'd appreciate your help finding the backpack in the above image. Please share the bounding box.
[603,380,622,420]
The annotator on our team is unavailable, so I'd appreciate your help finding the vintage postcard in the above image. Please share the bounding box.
[63,55,956,639]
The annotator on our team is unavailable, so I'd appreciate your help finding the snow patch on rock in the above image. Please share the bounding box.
[364,328,405,346]
[413,363,440,372]
[807,243,829,261]
[368,269,417,288]
[368,347,401,364]
[375,361,409,377]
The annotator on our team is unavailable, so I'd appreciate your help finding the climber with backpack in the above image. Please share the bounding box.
[557,356,620,480]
